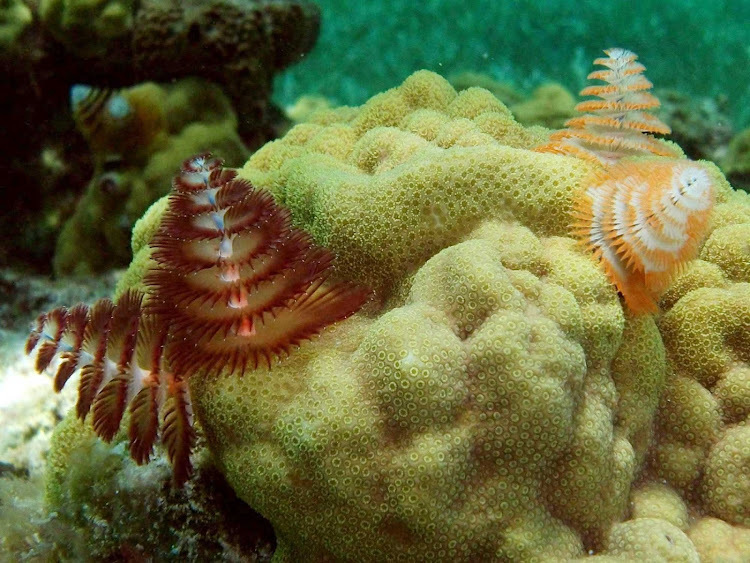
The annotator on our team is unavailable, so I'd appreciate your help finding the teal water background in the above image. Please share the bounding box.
[275,0,750,126]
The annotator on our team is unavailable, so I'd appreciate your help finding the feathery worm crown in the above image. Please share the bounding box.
[537,48,679,165]
[534,48,717,314]
[572,159,715,314]
[26,154,370,484]
[145,154,370,375]
[25,291,193,481]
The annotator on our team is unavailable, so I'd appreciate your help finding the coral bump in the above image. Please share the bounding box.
[26,154,370,484]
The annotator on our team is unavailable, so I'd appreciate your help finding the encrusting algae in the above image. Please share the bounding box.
[25,48,750,562]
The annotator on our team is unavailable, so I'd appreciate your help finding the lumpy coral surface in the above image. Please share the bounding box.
[94,70,750,560]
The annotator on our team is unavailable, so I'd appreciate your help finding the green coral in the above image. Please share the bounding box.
[39,0,135,58]
[509,83,578,129]
[51,70,750,560]
[184,219,667,559]
[650,265,750,526]
[54,78,248,276]
[688,517,750,562]
[42,413,275,560]
[599,518,699,562]
[628,482,690,531]
[0,0,32,48]
[641,166,750,556]
[448,71,525,107]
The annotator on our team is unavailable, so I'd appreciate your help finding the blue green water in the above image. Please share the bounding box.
[276,0,750,126]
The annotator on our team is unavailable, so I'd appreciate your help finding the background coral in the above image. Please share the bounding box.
[0,0,319,274]
[635,183,750,558]
[650,279,750,524]
[449,71,525,108]
[508,83,577,129]
[53,79,249,276]
[39,0,136,59]
[723,128,750,191]
[0,0,31,48]
[688,517,750,562]
[132,0,320,147]
[95,70,747,561]
[655,89,734,164]
[597,518,699,562]
[450,73,578,130]
[37,0,320,144]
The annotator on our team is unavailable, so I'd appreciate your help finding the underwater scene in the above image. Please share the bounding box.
[1,0,749,561]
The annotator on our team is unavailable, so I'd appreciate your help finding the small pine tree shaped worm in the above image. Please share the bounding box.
[536,48,679,164]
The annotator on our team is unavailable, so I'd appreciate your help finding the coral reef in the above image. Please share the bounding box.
[39,0,136,60]
[30,38,749,556]
[132,0,319,146]
[628,482,690,531]
[285,95,334,125]
[650,277,750,523]
[62,67,741,561]
[598,518,699,562]
[688,517,750,562]
[450,73,577,130]
[0,0,31,48]
[37,0,320,144]
[54,78,249,276]
[449,71,525,108]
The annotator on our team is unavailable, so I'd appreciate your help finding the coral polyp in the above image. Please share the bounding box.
[26,154,369,484]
